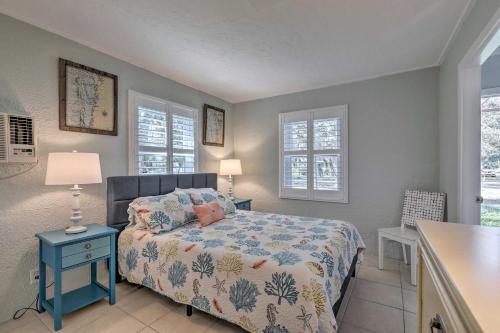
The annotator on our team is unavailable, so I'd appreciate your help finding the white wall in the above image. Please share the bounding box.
[233,68,440,255]
[0,14,233,322]
[439,0,500,222]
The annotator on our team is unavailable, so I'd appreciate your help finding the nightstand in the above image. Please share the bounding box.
[234,198,252,210]
[35,224,118,331]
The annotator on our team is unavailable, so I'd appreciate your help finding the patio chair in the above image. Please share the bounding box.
[378,190,446,285]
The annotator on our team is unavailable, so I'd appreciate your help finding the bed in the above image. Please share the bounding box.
[107,174,365,333]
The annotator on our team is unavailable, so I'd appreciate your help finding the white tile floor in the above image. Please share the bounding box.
[0,255,416,333]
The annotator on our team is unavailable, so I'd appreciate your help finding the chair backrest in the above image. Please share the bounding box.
[401,190,446,228]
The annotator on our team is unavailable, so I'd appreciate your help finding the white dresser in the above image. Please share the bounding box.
[416,221,500,332]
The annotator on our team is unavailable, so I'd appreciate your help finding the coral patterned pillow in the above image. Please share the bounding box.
[128,192,195,234]
[179,188,236,214]
[193,201,225,227]
[179,188,217,205]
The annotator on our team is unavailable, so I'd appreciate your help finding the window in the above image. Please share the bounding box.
[128,91,197,175]
[279,105,348,203]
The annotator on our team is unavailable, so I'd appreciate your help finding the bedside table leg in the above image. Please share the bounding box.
[91,262,97,284]
[38,241,46,313]
[109,236,116,305]
[54,251,62,331]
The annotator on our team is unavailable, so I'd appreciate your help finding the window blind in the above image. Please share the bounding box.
[137,106,168,174]
[129,91,197,175]
[172,111,195,174]
[279,105,348,203]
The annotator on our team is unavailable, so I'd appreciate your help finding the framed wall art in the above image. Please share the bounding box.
[202,104,225,146]
[59,58,118,136]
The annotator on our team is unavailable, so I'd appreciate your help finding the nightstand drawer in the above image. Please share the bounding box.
[62,246,110,268]
[62,237,110,257]
[236,202,251,210]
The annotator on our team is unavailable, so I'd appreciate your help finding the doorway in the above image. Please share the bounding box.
[458,8,500,225]
[480,84,500,226]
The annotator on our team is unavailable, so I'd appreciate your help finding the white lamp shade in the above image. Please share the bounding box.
[45,152,102,185]
[219,159,242,176]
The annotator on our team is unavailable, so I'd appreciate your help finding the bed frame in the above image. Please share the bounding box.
[106,173,356,318]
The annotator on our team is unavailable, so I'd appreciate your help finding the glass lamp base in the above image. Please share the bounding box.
[65,225,87,234]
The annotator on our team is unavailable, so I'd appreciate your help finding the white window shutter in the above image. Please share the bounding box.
[279,105,348,203]
[279,110,309,200]
[128,90,198,175]
[312,105,348,202]
[171,103,197,174]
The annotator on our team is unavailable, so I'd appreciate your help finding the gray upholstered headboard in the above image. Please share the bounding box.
[106,173,218,231]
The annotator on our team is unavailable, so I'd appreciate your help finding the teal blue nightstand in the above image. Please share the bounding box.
[36,224,118,331]
[234,198,252,210]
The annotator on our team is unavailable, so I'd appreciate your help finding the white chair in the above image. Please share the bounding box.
[378,190,446,286]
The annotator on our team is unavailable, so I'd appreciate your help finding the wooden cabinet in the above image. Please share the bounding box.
[417,221,500,333]
[418,244,456,332]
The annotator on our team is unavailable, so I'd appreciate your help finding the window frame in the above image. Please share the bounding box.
[278,105,348,203]
[128,90,198,175]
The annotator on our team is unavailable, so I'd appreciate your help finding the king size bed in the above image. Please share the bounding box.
[107,173,365,333]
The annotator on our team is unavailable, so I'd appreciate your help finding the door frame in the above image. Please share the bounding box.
[458,8,500,224]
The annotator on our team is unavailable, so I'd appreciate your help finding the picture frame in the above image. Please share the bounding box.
[59,58,118,136]
[202,104,225,147]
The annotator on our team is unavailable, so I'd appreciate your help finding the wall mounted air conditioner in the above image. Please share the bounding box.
[0,112,37,163]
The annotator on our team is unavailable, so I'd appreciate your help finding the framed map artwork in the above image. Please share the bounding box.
[59,58,118,136]
[202,104,225,147]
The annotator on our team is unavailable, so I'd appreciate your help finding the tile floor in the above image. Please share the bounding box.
[0,255,416,333]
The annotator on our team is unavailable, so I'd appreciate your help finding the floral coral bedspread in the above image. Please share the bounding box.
[118,210,365,333]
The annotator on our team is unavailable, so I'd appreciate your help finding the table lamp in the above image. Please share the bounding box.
[45,151,102,234]
[219,159,242,200]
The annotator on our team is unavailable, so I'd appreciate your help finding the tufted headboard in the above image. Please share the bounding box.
[106,173,218,231]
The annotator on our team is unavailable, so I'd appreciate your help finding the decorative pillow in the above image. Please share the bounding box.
[128,192,195,234]
[179,187,218,205]
[193,201,225,227]
[214,191,236,214]
[179,188,236,214]
[170,190,197,221]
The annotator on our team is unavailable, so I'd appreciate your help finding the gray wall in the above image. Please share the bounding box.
[233,68,440,254]
[483,54,500,89]
[439,0,500,222]
[0,14,233,322]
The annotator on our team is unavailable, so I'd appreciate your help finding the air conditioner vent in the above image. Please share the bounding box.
[0,115,6,161]
[9,115,33,145]
[0,113,37,163]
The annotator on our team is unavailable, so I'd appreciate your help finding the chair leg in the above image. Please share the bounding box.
[410,243,417,286]
[378,233,384,270]
[402,243,408,265]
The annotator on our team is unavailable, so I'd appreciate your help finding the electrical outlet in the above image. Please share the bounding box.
[29,269,39,285]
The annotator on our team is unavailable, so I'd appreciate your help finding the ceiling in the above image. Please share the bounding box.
[0,0,471,103]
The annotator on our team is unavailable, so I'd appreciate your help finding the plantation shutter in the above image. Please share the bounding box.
[279,111,309,200]
[135,96,168,175]
[171,105,196,174]
[129,91,198,175]
[279,105,348,203]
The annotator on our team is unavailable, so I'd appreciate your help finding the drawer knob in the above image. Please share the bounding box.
[430,314,446,333]
[84,243,91,249]
[85,253,92,260]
